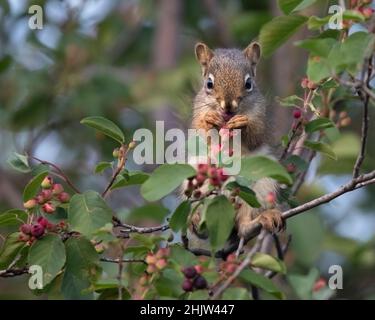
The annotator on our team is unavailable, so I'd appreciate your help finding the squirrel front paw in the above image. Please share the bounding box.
[226,115,249,129]
[236,208,285,239]
[204,110,224,129]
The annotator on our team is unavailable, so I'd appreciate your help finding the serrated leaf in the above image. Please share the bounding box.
[28,234,66,287]
[0,209,27,227]
[7,153,31,173]
[251,252,287,274]
[304,140,337,160]
[226,181,261,208]
[111,171,149,190]
[260,15,308,57]
[305,118,335,133]
[23,171,49,202]
[94,161,112,174]
[239,269,284,299]
[81,116,125,144]
[307,56,332,83]
[169,201,191,232]
[141,164,195,202]
[202,196,235,252]
[68,191,113,237]
[0,232,25,269]
[240,156,293,185]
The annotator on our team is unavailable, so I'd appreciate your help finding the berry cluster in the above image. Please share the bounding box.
[220,254,239,275]
[19,217,67,245]
[145,248,170,273]
[23,176,70,215]
[185,164,229,198]
[181,265,208,292]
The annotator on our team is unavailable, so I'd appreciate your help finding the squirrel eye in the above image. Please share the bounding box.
[245,74,253,92]
[206,74,214,90]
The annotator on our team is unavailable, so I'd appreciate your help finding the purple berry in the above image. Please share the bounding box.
[182,266,197,279]
[193,275,208,289]
[182,279,193,292]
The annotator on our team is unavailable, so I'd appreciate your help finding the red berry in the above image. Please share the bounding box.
[209,177,221,187]
[217,168,229,182]
[195,174,206,185]
[145,254,157,265]
[194,265,204,274]
[156,248,170,259]
[23,199,37,209]
[193,275,208,289]
[266,192,277,205]
[362,7,374,18]
[293,109,302,119]
[226,253,236,262]
[36,194,46,205]
[41,189,53,201]
[58,192,70,203]
[300,77,309,88]
[37,217,49,228]
[313,278,327,292]
[155,258,167,270]
[182,279,193,292]
[225,263,237,274]
[20,224,32,235]
[182,266,197,279]
[31,224,45,238]
[52,183,64,195]
[197,163,208,175]
[307,80,317,89]
[41,176,53,189]
[42,202,55,214]
[146,264,157,274]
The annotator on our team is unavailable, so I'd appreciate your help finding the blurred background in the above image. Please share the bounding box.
[0,0,374,299]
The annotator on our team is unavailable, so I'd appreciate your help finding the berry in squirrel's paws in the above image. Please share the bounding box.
[222,112,235,122]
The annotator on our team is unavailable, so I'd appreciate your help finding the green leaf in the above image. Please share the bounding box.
[251,252,287,274]
[239,269,284,299]
[222,288,250,300]
[28,234,66,287]
[7,153,31,173]
[94,162,112,174]
[140,164,195,202]
[328,32,375,76]
[169,201,191,232]
[276,95,303,107]
[68,191,113,237]
[307,15,331,30]
[0,232,25,269]
[288,268,319,299]
[23,171,49,202]
[169,244,199,266]
[202,196,235,252]
[154,268,184,297]
[240,156,293,185]
[296,38,337,57]
[259,15,308,57]
[111,171,149,190]
[226,182,261,208]
[278,0,317,14]
[0,209,27,227]
[81,116,125,144]
[307,56,332,83]
[128,204,169,223]
[61,237,100,299]
[343,10,365,22]
[304,140,337,160]
[305,118,335,133]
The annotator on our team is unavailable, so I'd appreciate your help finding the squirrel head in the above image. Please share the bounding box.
[195,41,261,114]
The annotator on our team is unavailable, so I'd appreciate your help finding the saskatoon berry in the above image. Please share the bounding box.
[20,224,32,235]
[182,279,193,292]
[41,176,53,189]
[31,224,45,238]
[182,266,197,279]
[23,199,37,209]
[58,192,70,203]
[52,184,64,195]
[193,275,208,289]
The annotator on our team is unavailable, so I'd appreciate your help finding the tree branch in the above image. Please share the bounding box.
[30,156,81,194]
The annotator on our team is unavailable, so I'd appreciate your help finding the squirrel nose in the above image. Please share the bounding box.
[219,99,239,112]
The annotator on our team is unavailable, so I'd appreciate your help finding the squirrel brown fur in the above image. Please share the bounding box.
[186,41,284,251]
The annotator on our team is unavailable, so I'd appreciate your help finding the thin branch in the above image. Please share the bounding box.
[117,223,170,234]
[353,57,372,178]
[0,267,29,278]
[102,144,128,198]
[100,257,146,264]
[30,156,81,194]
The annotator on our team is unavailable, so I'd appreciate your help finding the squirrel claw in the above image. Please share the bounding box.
[226,115,249,129]
[256,209,285,234]
[205,110,224,129]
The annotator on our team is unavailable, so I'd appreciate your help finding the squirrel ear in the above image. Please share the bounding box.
[243,42,261,74]
[195,42,214,75]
